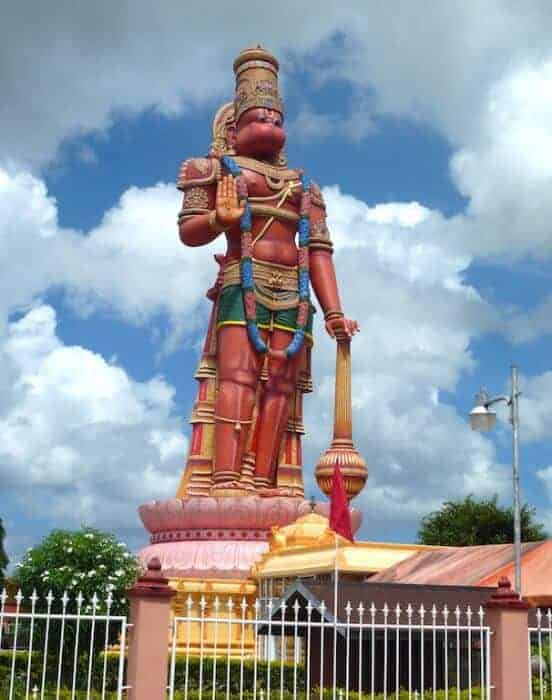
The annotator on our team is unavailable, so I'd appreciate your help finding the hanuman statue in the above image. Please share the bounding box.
[176,47,359,499]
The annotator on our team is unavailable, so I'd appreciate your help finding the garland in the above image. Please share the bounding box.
[221,155,311,358]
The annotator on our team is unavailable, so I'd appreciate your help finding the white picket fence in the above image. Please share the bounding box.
[168,595,492,699]
[0,588,128,699]
[5,586,548,699]
[529,609,552,699]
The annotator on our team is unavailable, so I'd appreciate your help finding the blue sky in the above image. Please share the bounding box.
[2,3,552,564]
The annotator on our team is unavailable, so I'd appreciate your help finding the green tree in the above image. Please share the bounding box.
[13,526,141,615]
[3,527,141,693]
[417,494,547,546]
[0,517,8,585]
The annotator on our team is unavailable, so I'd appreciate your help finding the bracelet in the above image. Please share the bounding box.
[208,210,227,233]
[324,310,344,322]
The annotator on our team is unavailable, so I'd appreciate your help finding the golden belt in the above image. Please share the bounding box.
[222,259,299,311]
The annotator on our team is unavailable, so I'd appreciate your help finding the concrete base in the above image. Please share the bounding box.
[137,495,362,656]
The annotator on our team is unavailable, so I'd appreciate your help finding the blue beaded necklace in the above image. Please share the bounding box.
[221,155,311,358]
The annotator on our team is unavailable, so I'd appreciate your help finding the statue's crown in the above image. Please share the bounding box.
[233,45,283,123]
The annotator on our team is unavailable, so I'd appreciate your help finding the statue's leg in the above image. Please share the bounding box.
[254,329,305,489]
[213,325,262,489]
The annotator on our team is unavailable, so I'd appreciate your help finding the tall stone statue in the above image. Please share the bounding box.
[139,48,367,654]
[176,47,359,499]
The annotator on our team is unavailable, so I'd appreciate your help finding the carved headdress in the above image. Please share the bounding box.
[209,46,287,165]
[233,45,284,123]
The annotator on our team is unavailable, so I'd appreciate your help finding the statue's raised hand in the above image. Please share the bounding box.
[216,175,245,227]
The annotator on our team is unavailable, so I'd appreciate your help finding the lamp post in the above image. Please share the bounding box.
[469,365,522,595]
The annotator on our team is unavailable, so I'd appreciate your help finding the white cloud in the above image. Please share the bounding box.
[290,101,376,144]
[0,304,186,535]
[0,169,207,562]
[506,291,552,343]
[449,59,552,258]
[0,160,509,546]
[0,2,343,168]
[3,2,552,171]
[64,182,217,328]
[536,467,552,534]
[514,372,552,444]
[0,167,220,340]
[3,0,552,545]
[302,188,507,535]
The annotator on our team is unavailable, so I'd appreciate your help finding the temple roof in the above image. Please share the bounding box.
[252,512,435,578]
[252,512,552,605]
[250,510,552,605]
[371,540,552,605]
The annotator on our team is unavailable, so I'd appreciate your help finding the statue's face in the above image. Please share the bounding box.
[232,107,286,159]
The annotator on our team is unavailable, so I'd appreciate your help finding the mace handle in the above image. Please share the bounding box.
[332,334,353,445]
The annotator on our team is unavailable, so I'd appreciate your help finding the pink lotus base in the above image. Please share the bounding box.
[137,496,362,579]
[138,539,269,579]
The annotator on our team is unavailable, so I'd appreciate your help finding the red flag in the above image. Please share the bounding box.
[329,462,354,542]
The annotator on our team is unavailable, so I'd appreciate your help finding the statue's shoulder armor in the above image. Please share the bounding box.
[177,156,221,190]
[310,180,326,211]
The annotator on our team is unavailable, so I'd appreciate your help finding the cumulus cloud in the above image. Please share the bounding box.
[0,167,214,561]
[449,59,552,259]
[3,0,552,547]
[290,100,376,144]
[506,292,552,343]
[0,305,186,538]
[302,188,507,537]
[0,159,510,546]
[63,182,217,329]
[513,372,552,444]
[0,167,220,337]
[536,468,552,534]
[3,2,552,170]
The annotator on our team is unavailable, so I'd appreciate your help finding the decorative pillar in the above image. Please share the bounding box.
[176,255,224,498]
[126,558,176,700]
[485,576,530,700]
[315,332,367,500]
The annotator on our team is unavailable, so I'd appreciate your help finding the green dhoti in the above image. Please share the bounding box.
[216,284,314,342]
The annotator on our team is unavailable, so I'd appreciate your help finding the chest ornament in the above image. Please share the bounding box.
[221,155,312,359]
[233,155,300,191]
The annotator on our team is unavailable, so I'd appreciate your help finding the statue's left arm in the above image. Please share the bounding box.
[309,184,359,339]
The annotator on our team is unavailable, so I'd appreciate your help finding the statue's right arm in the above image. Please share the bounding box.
[176,157,221,248]
[179,211,220,247]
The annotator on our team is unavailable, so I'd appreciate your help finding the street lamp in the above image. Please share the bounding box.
[469,365,522,595]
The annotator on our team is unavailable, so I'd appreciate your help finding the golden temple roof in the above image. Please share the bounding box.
[268,512,339,550]
[252,512,436,579]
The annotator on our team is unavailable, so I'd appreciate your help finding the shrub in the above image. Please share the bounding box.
[13,526,140,617]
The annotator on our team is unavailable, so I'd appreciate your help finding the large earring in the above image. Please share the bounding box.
[210,102,236,157]
[275,149,287,166]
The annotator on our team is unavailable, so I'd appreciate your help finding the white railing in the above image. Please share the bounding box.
[0,588,128,699]
[168,595,491,699]
[529,609,552,699]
